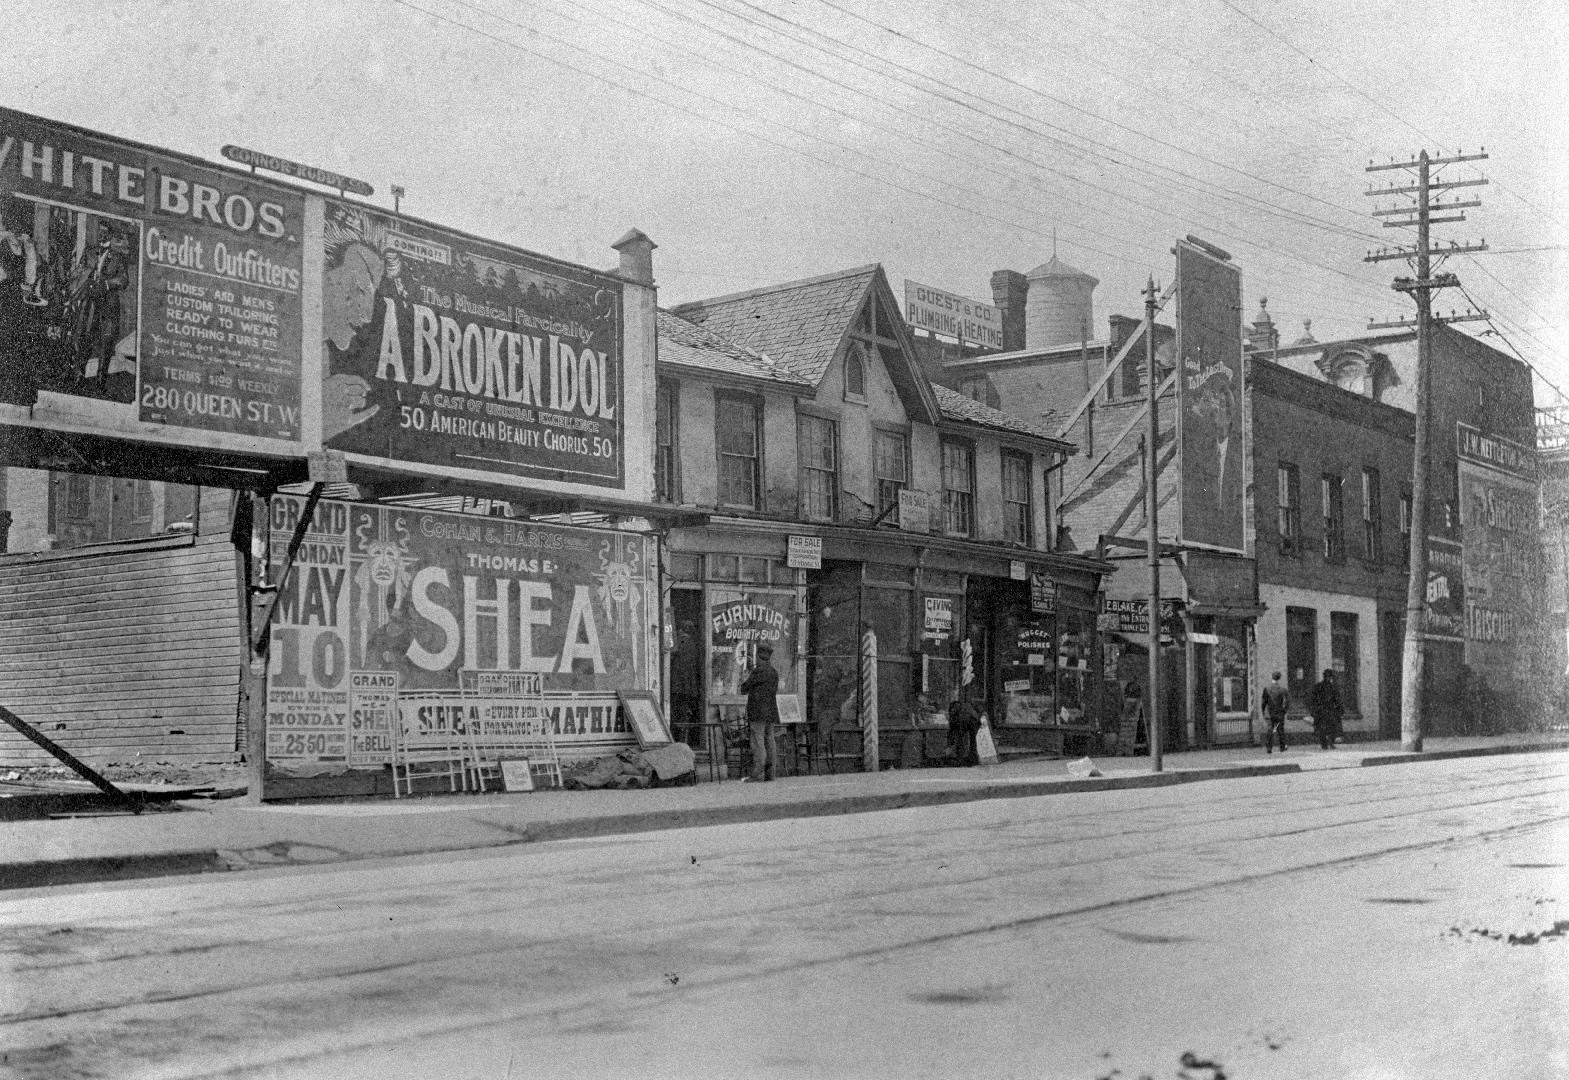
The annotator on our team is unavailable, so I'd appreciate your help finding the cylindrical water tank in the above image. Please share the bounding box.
[1025,255,1097,349]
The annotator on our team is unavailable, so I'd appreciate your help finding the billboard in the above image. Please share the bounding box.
[1174,240,1244,551]
[264,494,656,773]
[903,280,1003,350]
[1457,425,1543,684]
[0,106,304,446]
[319,200,626,487]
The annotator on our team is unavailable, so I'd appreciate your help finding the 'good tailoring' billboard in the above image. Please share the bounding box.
[1174,239,1245,552]
[318,200,628,489]
[0,106,304,449]
[264,494,656,774]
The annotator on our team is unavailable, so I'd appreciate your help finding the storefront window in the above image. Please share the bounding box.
[708,587,796,703]
[998,604,1054,726]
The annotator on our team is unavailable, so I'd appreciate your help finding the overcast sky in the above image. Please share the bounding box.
[7,0,1566,404]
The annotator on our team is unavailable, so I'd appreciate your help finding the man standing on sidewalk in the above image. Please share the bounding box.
[1309,669,1344,750]
[741,644,780,782]
[1261,671,1290,753]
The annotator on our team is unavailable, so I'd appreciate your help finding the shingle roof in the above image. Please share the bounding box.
[670,266,878,384]
[932,385,1070,447]
[657,309,813,387]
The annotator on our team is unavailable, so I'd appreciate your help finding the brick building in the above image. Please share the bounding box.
[1250,302,1550,732]
[1247,356,1413,736]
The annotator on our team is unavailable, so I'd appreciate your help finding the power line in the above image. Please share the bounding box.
[467,0,1395,319]
[806,0,1378,230]
[386,0,1174,276]
[619,0,1386,293]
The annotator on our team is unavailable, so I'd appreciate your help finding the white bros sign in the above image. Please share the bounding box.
[903,281,1003,350]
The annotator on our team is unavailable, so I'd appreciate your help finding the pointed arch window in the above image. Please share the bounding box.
[844,342,867,401]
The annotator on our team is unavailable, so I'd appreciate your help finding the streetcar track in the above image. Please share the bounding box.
[164,812,1569,1080]
[6,777,1567,1034]
[5,766,1566,989]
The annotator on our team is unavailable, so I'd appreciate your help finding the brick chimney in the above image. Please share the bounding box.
[990,269,1028,352]
[612,228,656,286]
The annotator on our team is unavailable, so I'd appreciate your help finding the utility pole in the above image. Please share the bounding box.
[1144,276,1163,773]
[1365,149,1489,752]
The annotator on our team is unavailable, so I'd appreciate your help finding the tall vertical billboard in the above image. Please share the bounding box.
[0,107,305,446]
[1179,241,1248,552]
[318,201,626,487]
[1175,240,1245,551]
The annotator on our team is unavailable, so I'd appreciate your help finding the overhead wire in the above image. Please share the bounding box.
[689,0,1387,254]
[385,0,1166,274]
[396,0,1559,378]
[620,0,1387,301]
[653,0,1400,314]
[806,0,1378,230]
[462,0,1394,320]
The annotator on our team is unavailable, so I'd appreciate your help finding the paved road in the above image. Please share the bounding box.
[3,753,1567,1080]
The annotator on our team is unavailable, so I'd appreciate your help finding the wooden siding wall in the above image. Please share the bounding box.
[0,488,242,766]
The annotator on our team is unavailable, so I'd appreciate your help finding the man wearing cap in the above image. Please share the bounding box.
[1261,670,1290,753]
[739,643,781,782]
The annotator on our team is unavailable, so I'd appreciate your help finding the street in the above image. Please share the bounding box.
[3,752,1567,1080]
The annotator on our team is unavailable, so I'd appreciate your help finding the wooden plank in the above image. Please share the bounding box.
[0,640,240,668]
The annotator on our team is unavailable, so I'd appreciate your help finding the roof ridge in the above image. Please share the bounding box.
[671,264,881,314]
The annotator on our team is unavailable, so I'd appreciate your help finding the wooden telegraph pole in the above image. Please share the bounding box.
[1365,149,1489,751]
[1145,276,1163,773]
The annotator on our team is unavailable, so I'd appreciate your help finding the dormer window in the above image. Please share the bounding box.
[844,342,867,401]
[1333,357,1369,397]
[1317,347,1390,400]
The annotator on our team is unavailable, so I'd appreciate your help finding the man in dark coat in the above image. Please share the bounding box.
[1309,668,1344,750]
[948,685,982,766]
[740,643,780,781]
[1261,671,1290,753]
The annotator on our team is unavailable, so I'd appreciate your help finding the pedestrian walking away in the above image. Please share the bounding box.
[740,643,780,781]
[1261,671,1290,753]
[1309,668,1344,750]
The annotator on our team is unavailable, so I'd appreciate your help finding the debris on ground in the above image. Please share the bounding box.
[561,745,696,790]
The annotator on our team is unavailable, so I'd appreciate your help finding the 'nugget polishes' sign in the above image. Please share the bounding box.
[0,106,304,441]
[318,201,624,486]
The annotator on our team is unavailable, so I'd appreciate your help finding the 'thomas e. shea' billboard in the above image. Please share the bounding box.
[0,107,653,503]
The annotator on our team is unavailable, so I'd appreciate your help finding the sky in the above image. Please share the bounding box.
[6,0,1567,405]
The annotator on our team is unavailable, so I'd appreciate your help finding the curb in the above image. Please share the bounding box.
[516,762,1304,842]
[4,742,1564,892]
[0,850,227,892]
[1359,739,1569,767]
[0,762,1302,892]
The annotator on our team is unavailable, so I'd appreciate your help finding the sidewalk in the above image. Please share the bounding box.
[3,734,1566,892]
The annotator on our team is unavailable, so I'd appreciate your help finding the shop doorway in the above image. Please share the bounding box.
[1379,610,1404,738]
[669,589,704,749]
[1286,606,1317,712]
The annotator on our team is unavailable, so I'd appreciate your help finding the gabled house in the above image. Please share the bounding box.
[659,265,1110,772]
